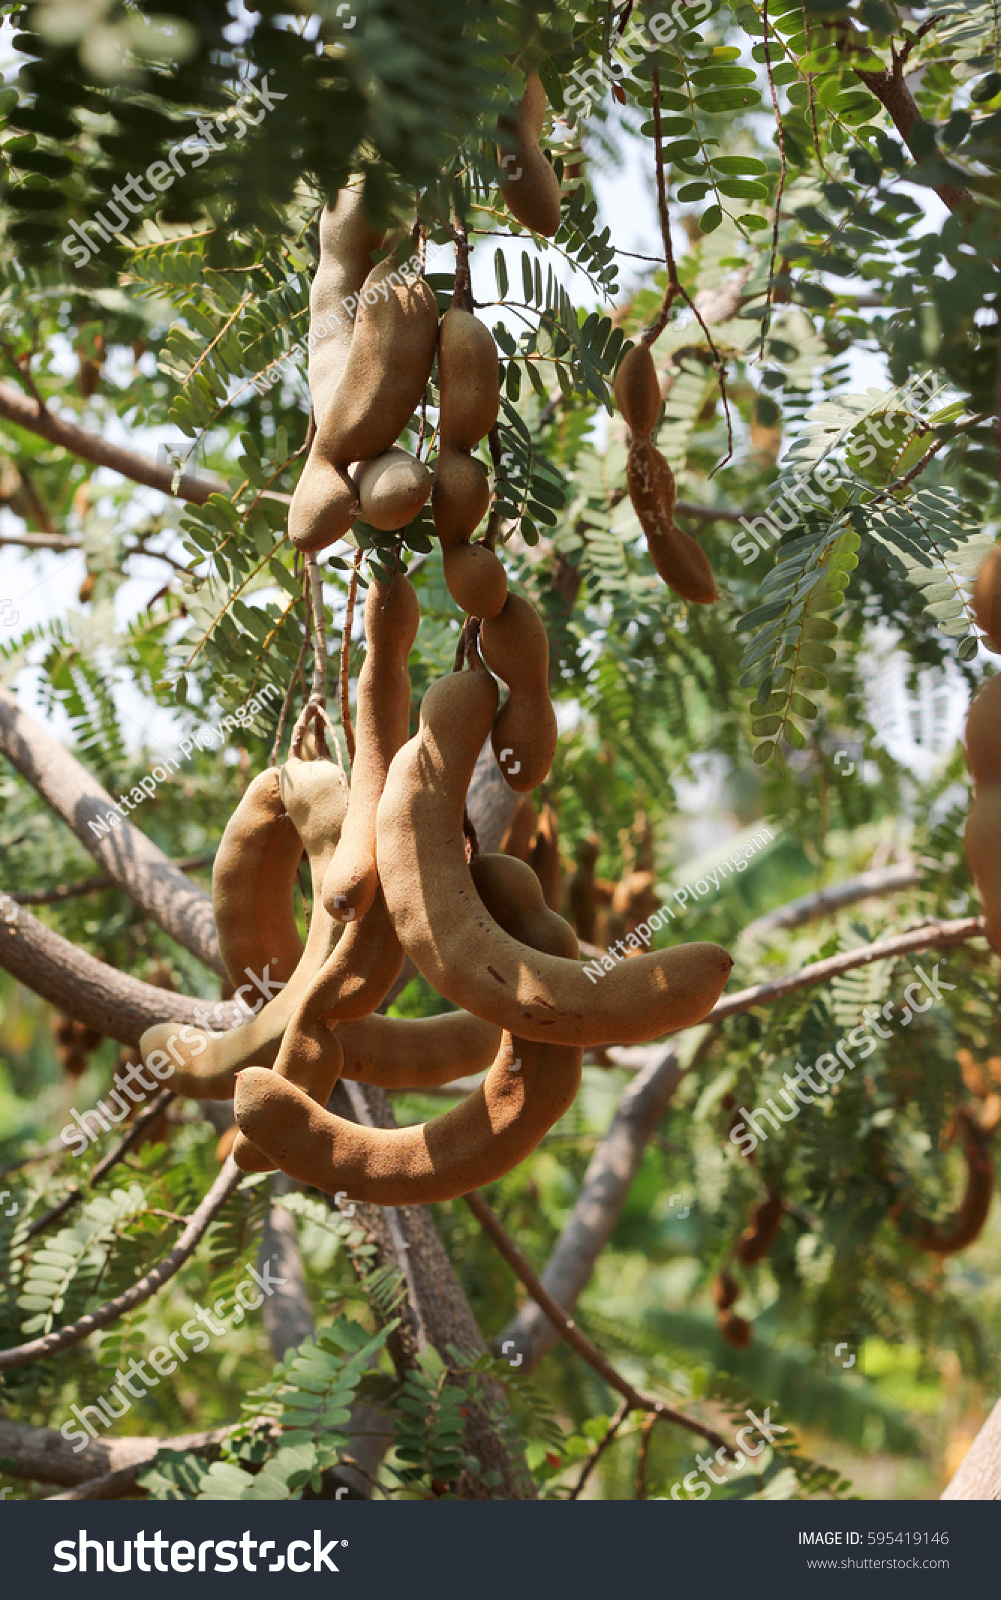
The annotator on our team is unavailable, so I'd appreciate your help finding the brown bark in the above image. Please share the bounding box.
[941,1399,1001,1499]
[854,63,970,214]
[0,1418,232,1492]
[0,688,224,975]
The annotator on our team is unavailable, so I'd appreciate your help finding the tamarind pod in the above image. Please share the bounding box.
[375,670,733,1045]
[479,593,557,793]
[908,1109,994,1254]
[287,458,360,555]
[437,309,500,451]
[309,183,387,422]
[528,802,562,913]
[139,756,347,1100]
[568,835,599,943]
[215,1124,239,1164]
[498,72,562,238]
[355,447,432,532]
[972,544,1001,651]
[431,450,491,544]
[978,1092,1001,1135]
[957,1048,991,1100]
[627,438,718,605]
[212,768,304,988]
[613,344,661,437]
[964,674,1001,787]
[231,891,403,1172]
[470,854,576,959]
[336,1009,501,1089]
[234,856,581,1203]
[499,795,538,862]
[718,1311,753,1349]
[735,1193,784,1265]
[442,542,508,619]
[322,575,419,925]
[431,309,506,619]
[964,785,1001,954]
[312,257,439,468]
[712,1269,739,1311]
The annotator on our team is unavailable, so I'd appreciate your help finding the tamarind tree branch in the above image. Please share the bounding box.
[0,896,242,1043]
[332,1080,536,1499]
[11,852,214,908]
[498,1037,693,1370]
[708,914,983,1023]
[941,1398,1001,1499]
[0,1417,233,1493]
[739,860,924,942]
[0,1157,242,1372]
[0,688,224,976]
[0,380,223,504]
[465,1189,731,1457]
[500,915,983,1369]
[853,50,971,214]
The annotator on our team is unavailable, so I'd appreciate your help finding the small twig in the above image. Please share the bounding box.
[12,855,214,908]
[270,630,311,767]
[452,219,474,313]
[568,1399,630,1500]
[0,1158,243,1372]
[340,549,362,765]
[23,1091,175,1242]
[483,426,505,553]
[758,0,789,362]
[464,1190,731,1456]
[634,1409,658,1500]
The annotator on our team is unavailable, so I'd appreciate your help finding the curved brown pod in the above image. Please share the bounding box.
[309,181,387,422]
[291,256,439,552]
[139,756,347,1099]
[498,71,561,238]
[212,768,304,989]
[907,1108,994,1255]
[375,668,733,1046]
[613,344,661,436]
[431,308,507,619]
[479,593,557,792]
[627,439,717,604]
[234,856,581,1203]
[336,1009,501,1089]
[232,888,403,1172]
[322,574,420,925]
[735,1192,784,1265]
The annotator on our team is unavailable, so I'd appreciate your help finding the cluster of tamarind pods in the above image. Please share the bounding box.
[136,90,732,1205]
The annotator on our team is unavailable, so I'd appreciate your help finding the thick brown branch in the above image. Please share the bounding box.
[0,689,223,975]
[0,1157,242,1371]
[0,381,222,504]
[0,1417,232,1491]
[740,861,923,942]
[941,1398,1001,1499]
[854,63,970,213]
